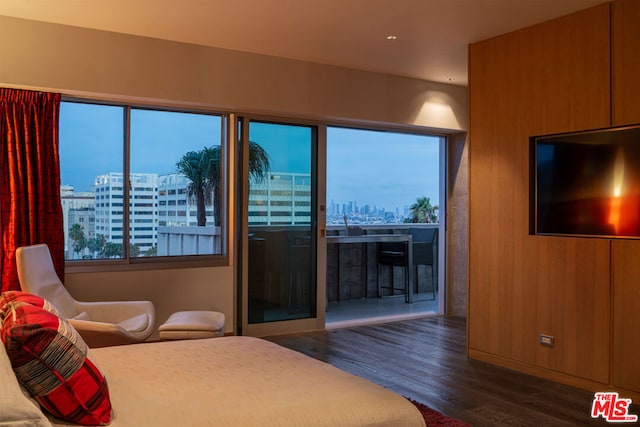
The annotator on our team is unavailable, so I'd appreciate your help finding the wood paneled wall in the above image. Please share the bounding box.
[468,2,637,393]
[612,0,640,126]
[611,0,640,395]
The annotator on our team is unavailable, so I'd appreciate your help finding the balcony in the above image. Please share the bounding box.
[325,223,439,326]
[158,223,439,325]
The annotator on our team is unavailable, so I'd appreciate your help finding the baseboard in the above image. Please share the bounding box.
[468,348,640,403]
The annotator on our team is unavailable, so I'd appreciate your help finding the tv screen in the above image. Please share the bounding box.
[532,124,640,239]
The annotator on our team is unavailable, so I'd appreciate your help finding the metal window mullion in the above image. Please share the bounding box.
[123,106,131,261]
[220,113,229,256]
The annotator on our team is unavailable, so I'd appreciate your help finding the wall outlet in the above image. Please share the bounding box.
[539,334,554,347]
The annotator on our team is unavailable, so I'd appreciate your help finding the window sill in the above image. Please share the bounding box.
[64,255,228,274]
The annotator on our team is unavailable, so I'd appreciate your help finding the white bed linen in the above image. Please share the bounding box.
[50,336,425,427]
[0,342,52,427]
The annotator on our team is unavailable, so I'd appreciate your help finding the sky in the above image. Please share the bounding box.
[327,127,440,212]
[59,102,441,211]
[59,102,222,192]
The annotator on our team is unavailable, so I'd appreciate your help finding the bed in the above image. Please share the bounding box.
[1,292,426,427]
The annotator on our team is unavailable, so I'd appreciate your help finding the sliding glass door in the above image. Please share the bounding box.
[240,118,324,336]
[238,119,445,335]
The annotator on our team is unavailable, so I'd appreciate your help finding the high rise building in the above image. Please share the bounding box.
[67,171,308,258]
[157,173,214,227]
[94,172,158,254]
[67,207,96,259]
[61,185,95,259]
[248,172,311,225]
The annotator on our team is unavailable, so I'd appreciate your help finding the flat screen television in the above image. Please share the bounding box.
[531,124,640,239]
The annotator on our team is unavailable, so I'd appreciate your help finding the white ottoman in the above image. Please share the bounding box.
[158,310,226,340]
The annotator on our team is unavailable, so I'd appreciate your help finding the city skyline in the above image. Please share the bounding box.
[62,173,436,222]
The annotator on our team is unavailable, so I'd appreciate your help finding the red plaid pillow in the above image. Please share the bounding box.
[0,290,61,315]
[0,292,112,425]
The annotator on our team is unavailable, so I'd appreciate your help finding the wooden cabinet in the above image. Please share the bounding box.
[611,0,640,394]
[612,242,640,393]
[612,0,640,127]
[469,1,640,397]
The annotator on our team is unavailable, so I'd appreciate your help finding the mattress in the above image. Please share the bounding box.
[50,336,426,427]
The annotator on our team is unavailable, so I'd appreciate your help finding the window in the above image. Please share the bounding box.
[327,127,441,226]
[60,101,226,263]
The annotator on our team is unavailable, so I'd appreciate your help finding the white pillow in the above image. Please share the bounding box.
[0,341,53,427]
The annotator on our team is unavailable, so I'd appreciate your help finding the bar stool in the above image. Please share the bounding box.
[376,240,409,301]
[409,228,437,301]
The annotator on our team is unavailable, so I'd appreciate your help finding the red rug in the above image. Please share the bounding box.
[408,399,470,427]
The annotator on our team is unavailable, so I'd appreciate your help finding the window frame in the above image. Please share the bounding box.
[61,97,230,273]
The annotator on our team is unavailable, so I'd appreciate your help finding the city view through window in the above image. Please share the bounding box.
[59,102,224,260]
[59,102,441,262]
[326,127,441,228]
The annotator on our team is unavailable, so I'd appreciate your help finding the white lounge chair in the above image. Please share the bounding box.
[15,243,155,348]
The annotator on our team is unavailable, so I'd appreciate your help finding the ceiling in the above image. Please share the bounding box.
[0,0,609,86]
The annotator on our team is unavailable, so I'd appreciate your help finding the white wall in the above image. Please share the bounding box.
[0,14,469,333]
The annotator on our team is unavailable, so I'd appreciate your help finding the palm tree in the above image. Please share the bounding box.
[144,245,158,257]
[405,196,439,223]
[87,234,106,259]
[103,242,122,259]
[69,223,87,259]
[129,244,141,258]
[247,141,271,183]
[176,147,217,226]
[177,142,270,227]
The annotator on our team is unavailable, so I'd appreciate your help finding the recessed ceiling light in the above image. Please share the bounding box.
[386,35,398,40]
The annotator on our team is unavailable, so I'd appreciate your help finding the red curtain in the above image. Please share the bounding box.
[0,88,64,293]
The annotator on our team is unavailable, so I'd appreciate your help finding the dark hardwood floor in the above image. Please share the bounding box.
[265,316,639,426]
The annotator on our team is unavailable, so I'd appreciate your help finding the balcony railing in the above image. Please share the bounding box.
[326,223,438,301]
[157,226,221,256]
[156,224,437,303]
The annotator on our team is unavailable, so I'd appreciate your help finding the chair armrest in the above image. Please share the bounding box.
[74,300,155,324]
[68,319,140,348]
[68,318,123,334]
